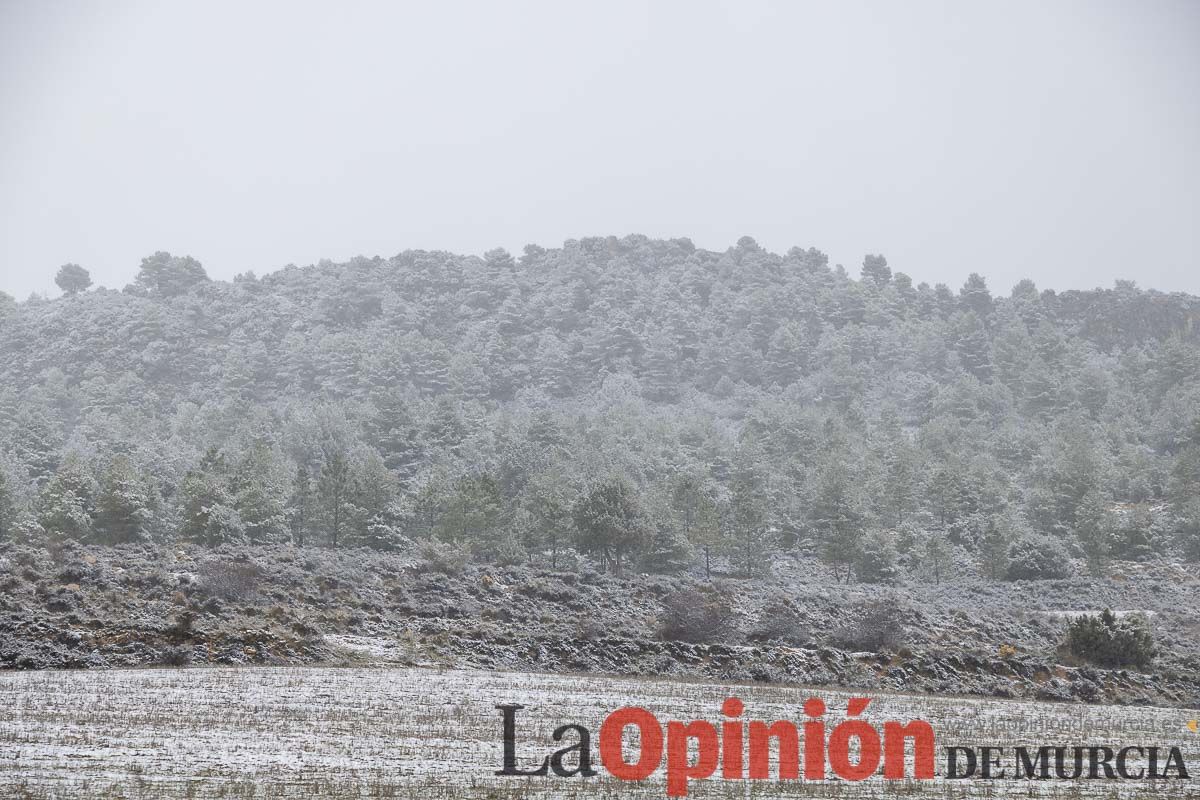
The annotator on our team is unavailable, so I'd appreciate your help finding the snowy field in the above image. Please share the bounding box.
[1,666,1197,798]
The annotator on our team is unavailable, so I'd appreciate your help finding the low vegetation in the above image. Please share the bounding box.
[1066,609,1157,669]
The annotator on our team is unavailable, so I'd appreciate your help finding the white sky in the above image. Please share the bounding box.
[1,0,1198,299]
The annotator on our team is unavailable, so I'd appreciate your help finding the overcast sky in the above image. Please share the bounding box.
[1,0,1198,300]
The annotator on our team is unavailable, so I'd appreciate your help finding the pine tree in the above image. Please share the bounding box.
[671,474,722,578]
[524,473,573,568]
[318,450,352,548]
[1075,489,1113,575]
[764,323,811,387]
[959,272,993,318]
[855,529,899,583]
[289,464,312,547]
[346,450,403,550]
[573,480,644,574]
[860,254,891,287]
[640,519,692,574]
[639,331,680,402]
[411,467,453,540]
[812,456,867,583]
[95,455,156,545]
[367,394,424,479]
[979,517,1011,580]
[919,531,951,585]
[884,435,921,526]
[427,399,467,457]
[410,339,451,396]
[54,263,92,296]
[179,449,243,546]
[535,334,575,397]
[232,444,289,544]
[954,312,993,381]
[1028,422,1105,537]
[726,464,772,578]
[37,454,96,544]
[438,473,504,554]
[134,251,209,297]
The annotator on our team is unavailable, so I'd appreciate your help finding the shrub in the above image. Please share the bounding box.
[1005,534,1071,581]
[657,587,734,643]
[417,540,468,576]
[197,558,261,601]
[168,610,196,642]
[1066,609,1156,669]
[830,598,906,653]
[747,599,809,646]
[56,561,94,585]
[159,645,192,667]
[576,618,606,641]
[517,576,576,603]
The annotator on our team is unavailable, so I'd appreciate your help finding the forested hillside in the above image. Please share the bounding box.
[2,236,1199,583]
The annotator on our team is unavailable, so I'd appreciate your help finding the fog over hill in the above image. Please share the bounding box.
[1,235,1199,579]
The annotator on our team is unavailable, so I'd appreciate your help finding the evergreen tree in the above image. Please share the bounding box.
[860,254,891,287]
[289,464,313,547]
[670,474,722,578]
[179,448,243,546]
[812,456,866,582]
[1075,489,1113,575]
[954,312,993,381]
[855,529,899,583]
[368,394,424,479]
[95,455,156,545]
[726,460,772,578]
[318,450,352,548]
[884,434,921,526]
[54,263,92,296]
[427,398,467,456]
[437,472,504,553]
[1005,533,1072,581]
[524,473,573,568]
[36,454,96,544]
[639,330,680,402]
[134,251,209,297]
[640,518,692,574]
[573,480,644,574]
[979,516,1012,580]
[919,531,951,585]
[959,272,993,318]
[1028,422,1105,537]
[346,450,403,550]
[764,323,811,386]
[232,444,289,544]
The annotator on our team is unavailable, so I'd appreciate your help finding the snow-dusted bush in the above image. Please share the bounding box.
[747,598,809,646]
[830,598,906,653]
[657,586,733,643]
[1005,533,1072,581]
[415,540,468,576]
[1066,609,1156,669]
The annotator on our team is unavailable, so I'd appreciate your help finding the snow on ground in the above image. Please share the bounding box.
[0,666,1196,798]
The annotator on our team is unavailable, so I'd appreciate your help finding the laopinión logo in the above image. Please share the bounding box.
[496,697,1192,797]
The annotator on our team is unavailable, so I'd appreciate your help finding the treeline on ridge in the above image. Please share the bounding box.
[1,237,1199,584]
